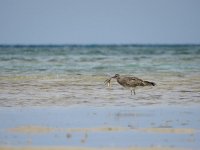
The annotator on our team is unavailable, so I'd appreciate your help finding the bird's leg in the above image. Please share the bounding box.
[133,89,136,95]
[130,88,136,95]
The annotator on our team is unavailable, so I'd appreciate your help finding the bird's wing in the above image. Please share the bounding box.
[126,77,145,86]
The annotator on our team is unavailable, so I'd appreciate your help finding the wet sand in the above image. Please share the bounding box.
[1,73,199,150]
[0,106,200,150]
[7,126,196,134]
[0,73,200,107]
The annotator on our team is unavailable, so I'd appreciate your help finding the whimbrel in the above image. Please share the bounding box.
[104,74,156,95]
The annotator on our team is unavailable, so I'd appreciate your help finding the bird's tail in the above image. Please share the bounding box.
[144,81,156,86]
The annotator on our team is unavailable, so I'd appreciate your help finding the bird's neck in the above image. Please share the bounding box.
[116,76,120,81]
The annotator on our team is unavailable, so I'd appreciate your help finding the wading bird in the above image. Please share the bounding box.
[104,74,156,95]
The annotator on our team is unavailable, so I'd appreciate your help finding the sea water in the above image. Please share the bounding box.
[1,45,200,149]
[0,45,200,107]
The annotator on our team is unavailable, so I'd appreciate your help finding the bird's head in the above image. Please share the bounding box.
[112,74,120,79]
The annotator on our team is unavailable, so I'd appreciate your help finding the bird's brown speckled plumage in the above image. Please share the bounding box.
[105,74,156,95]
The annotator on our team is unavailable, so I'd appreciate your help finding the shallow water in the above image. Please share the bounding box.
[0,106,200,149]
[0,45,200,149]
[0,73,200,107]
[0,45,200,107]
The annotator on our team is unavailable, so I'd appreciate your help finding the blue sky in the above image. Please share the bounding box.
[0,0,200,44]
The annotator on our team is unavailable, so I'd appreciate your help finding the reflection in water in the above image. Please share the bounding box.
[0,106,200,149]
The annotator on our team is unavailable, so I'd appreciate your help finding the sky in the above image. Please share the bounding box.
[0,0,200,44]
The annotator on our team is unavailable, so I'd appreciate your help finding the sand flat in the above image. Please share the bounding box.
[8,126,56,134]
[137,128,196,134]
[7,125,197,134]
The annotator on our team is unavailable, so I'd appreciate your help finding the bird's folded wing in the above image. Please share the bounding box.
[126,77,145,86]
